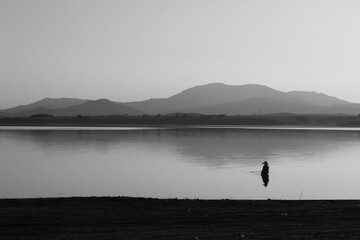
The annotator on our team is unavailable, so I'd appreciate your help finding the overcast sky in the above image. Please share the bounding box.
[1,0,360,108]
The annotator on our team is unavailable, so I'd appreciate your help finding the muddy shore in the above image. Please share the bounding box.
[1,197,360,239]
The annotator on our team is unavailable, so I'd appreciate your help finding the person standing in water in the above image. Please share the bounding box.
[261,161,269,187]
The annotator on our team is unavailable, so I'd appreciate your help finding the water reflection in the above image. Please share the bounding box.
[168,129,360,167]
[261,161,269,187]
[1,127,360,199]
[5,128,360,168]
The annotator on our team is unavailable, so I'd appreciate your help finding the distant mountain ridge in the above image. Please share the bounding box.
[124,83,351,115]
[286,91,347,106]
[7,99,144,117]
[1,83,359,116]
[125,83,283,114]
[185,97,324,115]
[4,98,88,113]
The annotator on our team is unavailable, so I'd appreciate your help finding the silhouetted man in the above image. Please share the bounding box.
[261,161,269,187]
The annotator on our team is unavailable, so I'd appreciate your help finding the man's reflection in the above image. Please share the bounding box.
[261,161,269,187]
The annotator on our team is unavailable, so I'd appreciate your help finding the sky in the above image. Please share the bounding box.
[1,0,360,109]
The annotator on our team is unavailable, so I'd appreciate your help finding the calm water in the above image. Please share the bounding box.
[1,126,360,199]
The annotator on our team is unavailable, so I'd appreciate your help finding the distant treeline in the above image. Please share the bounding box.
[30,114,54,118]
[0,113,360,126]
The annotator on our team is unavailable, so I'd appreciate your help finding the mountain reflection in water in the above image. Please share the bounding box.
[1,127,360,199]
[9,128,360,167]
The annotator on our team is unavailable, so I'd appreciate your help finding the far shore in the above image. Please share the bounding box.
[1,114,360,127]
[1,124,360,131]
[1,196,360,239]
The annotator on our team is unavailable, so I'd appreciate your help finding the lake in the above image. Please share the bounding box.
[1,126,360,199]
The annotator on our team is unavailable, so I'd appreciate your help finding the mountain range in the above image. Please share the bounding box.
[0,99,143,117]
[1,83,360,117]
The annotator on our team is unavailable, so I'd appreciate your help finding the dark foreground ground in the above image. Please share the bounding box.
[1,197,360,239]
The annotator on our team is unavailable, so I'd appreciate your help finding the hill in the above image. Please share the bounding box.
[124,83,351,115]
[13,99,144,117]
[4,98,88,113]
[186,97,325,115]
[2,83,358,116]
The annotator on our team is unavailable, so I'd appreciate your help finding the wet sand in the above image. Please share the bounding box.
[1,197,360,239]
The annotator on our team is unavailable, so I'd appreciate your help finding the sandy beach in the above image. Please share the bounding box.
[1,197,360,239]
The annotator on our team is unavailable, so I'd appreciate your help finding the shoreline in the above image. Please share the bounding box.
[1,114,360,127]
[1,196,360,239]
[1,123,360,129]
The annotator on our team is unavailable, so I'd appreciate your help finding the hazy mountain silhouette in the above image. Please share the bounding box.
[4,98,88,113]
[124,83,351,115]
[185,97,325,115]
[0,110,9,118]
[13,99,144,117]
[322,103,360,115]
[2,83,359,116]
[286,91,348,106]
[126,83,283,114]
